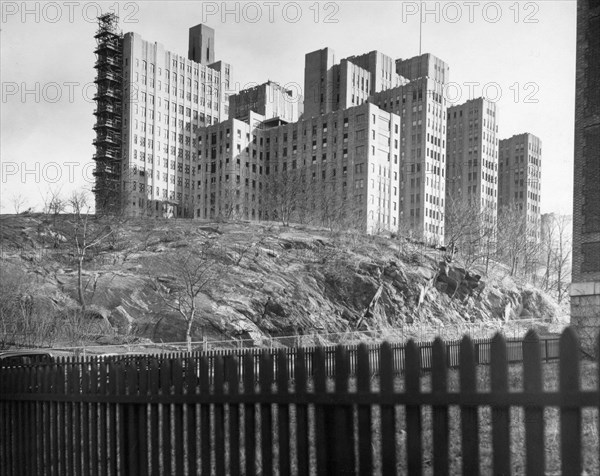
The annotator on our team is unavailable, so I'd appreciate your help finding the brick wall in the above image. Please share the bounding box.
[571,0,600,350]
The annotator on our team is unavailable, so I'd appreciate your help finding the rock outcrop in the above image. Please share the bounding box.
[0,215,562,346]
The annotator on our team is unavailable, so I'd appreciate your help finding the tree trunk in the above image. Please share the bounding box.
[186,319,194,352]
[77,255,86,311]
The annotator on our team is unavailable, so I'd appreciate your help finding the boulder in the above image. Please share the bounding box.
[264,299,286,317]
[109,305,134,335]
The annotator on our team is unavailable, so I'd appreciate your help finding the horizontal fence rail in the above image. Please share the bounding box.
[0,329,593,475]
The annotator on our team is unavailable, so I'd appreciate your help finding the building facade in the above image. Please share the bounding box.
[93,14,232,217]
[498,133,542,242]
[303,49,405,119]
[371,54,450,244]
[196,102,401,233]
[445,98,499,244]
[571,0,600,345]
[228,81,302,123]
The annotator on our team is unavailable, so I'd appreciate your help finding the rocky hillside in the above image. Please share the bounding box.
[0,214,563,348]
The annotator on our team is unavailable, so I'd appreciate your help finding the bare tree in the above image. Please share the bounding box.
[219,185,245,221]
[541,213,572,303]
[40,186,66,223]
[154,241,224,351]
[10,194,28,214]
[60,191,115,310]
[264,169,306,226]
[496,204,531,277]
[444,195,496,271]
[316,182,349,231]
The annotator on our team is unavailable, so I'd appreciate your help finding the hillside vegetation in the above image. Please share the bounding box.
[0,214,563,349]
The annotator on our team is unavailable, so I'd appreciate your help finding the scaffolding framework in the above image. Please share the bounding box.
[93,13,123,214]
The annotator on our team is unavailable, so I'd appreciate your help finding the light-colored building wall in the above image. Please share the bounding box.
[346,51,405,93]
[446,98,499,227]
[303,48,338,118]
[117,27,232,218]
[306,50,450,243]
[229,81,302,123]
[498,133,542,242]
[396,53,449,85]
[303,49,407,120]
[371,59,449,244]
[196,103,401,233]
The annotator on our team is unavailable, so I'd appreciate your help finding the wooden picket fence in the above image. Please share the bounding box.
[0,328,596,475]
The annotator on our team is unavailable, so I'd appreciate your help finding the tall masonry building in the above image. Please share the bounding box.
[304,49,450,243]
[93,15,463,243]
[196,87,401,234]
[445,98,499,234]
[93,14,232,217]
[498,133,542,242]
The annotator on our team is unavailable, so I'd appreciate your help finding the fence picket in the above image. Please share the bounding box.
[137,358,149,476]
[405,340,422,476]
[314,346,328,476]
[380,342,397,476]
[357,344,373,476]
[333,345,355,474]
[42,364,52,476]
[186,357,198,476]
[20,368,29,476]
[259,351,274,476]
[460,336,479,476]
[172,359,185,476]
[148,358,160,476]
[490,333,510,476]
[81,362,90,476]
[98,361,108,476]
[125,360,140,476]
[243,352,256,476]
[160,359,173,475]
[57,361,67,476]
[214,355,226,476]
[199,354,211,476]
[432,338,449,476]
[295,348,310,476]
[559,328,582,474]
[116,360,128,476]
[277,349,291,476]
[523,330,544,476]
[71,363,82,476]
[226,355,240,476]
[107,361,119,476]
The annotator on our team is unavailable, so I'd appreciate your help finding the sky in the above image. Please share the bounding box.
[0,0,577,214]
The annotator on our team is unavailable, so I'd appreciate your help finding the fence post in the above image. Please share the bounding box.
[559,328,582,475]
[405,340,422,474]
[490,334,510,476]
[356,344,373,475]
[330,346,354,475]
[380,342,396,476]
[523,330,544,475]
[460,336,479,475]
[295,348,309,476]
[432,338,449,475]
[313,347,328,474]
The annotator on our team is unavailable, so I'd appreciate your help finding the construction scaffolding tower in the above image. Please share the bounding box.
[92,13,123,214]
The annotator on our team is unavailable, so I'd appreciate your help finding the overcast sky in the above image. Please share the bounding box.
[1,0,576,214]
